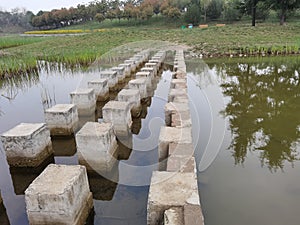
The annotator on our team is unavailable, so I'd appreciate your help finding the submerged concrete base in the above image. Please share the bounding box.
[147,171,203,225]
[76,122,118,174]
[25,164,93,225]
[45,104,79,136]
[0,123,53,167]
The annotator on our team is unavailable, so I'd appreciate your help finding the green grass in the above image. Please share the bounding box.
[0,18,300,78]
[0,35,45,49]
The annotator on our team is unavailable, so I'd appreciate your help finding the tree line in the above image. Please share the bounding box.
[0,0,299,31]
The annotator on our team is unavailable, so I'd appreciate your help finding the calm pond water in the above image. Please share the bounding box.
[187,56,300,225]
[1,55,299,225]
[0,59,173,225]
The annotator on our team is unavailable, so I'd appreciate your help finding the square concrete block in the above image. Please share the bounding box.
[158,126,192,165]
[70,88,96,116]
[141,67,155,77]
[136,71,152,88]
[165,102,191,127]
[128,78,147,99]
[124,60,136,71]
[168,89,188,103]
[111,66,126,82]
[167,155,196,173]
[88,78,109,101]
[0,123,53,167]
[117,89,141,117]
[171,79,187,89]
[45,104,79,136]
[100,71,118,89]
[102,101,132,136]
[25,164,93,225]
[119,63,131,77]
[76,122,118,173]
[145,62,158,74]
[147,171,202,225]
[168,142,194,156]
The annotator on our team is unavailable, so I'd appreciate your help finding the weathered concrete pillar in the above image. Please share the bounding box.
[168,89,188,103]
[0,123,53,167]
[45,104,79,136]
[124,60,136,72]
[76,122,118,173]
[136,71,152,88]
[128,78,148,99]
[102,101,132,136]
[171,79,187,89]
[117,89,141,117]
[118,63,131,77]
[149,59,161,67]
[100,71,118,90]
[145,62,158,74]
[70,88,96,116]
[141,67,156,77]
[165,102,192,128]
[158,126,193,170]
[87,78,109,101]
[111,66,126,83]
[147,171,204,225]
[25,164,93,225]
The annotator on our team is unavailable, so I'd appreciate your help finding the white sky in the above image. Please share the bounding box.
[0,0,92,14]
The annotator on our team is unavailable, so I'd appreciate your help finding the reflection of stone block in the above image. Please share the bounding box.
[147,171,203,225]
[76,122,118,174]
[0,123,53,167]
[103,101,132,136]
[10,155,54,195]
[118,89,141,117]
[129,78,147,99]
[25,164,93,225]
[45,104,79,136]
[88,79,109,101]
[70,88,96,116]
[51,136,77,156]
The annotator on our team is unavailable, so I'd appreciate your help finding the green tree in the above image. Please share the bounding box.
[184,0,201,25]
[94,13,105,22]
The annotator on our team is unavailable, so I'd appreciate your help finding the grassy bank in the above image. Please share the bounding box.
[0,18,299,78]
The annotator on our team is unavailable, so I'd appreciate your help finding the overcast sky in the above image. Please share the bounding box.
[0,0,92,14]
